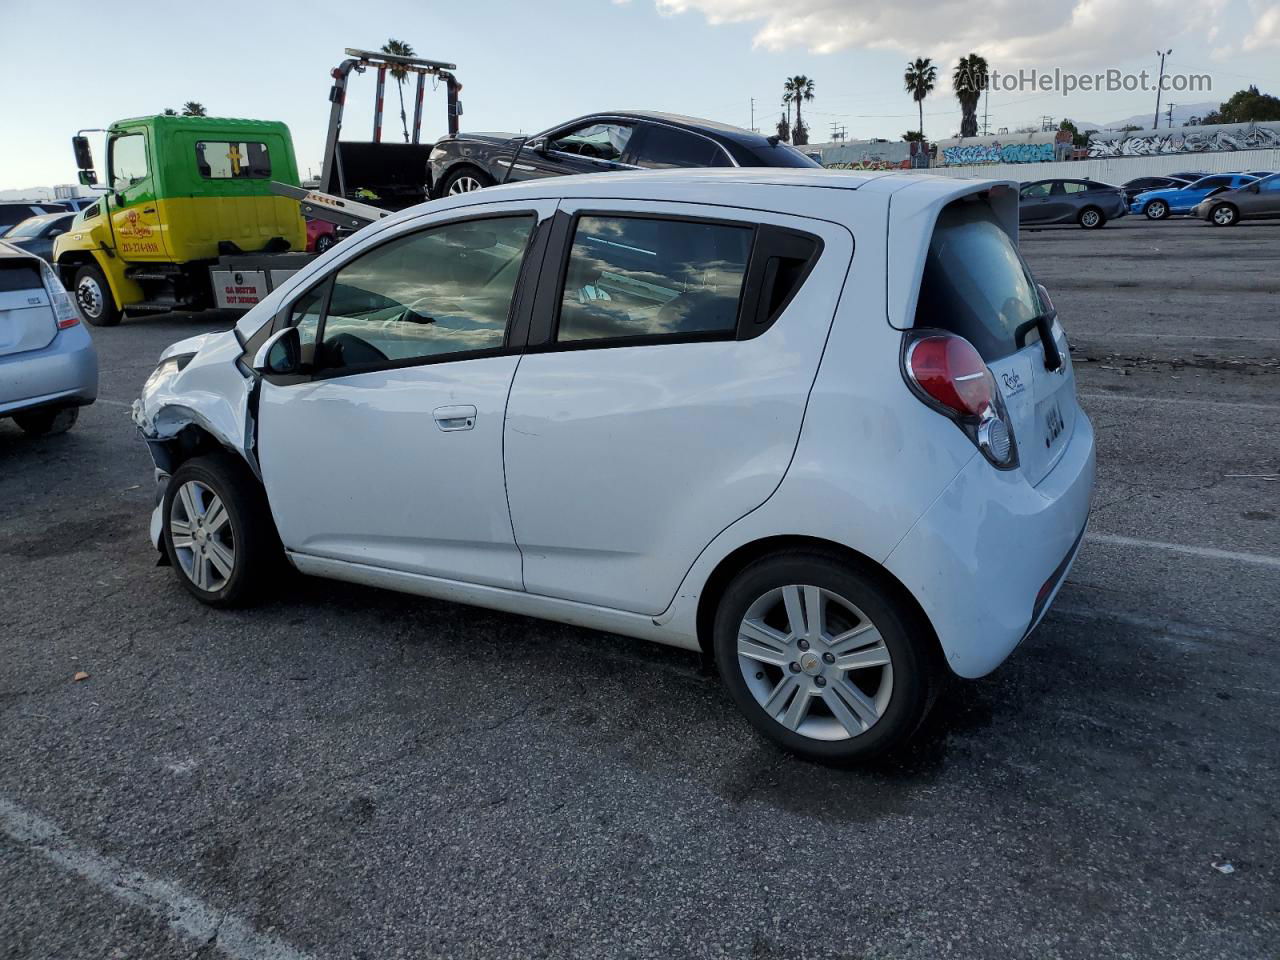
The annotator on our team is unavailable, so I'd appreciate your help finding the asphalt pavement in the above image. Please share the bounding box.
[1,217,1277,959]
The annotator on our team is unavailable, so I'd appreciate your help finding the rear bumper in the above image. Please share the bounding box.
[883,409,1096,679]
[0,323,98,416]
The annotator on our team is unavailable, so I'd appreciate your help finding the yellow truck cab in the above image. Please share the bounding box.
[55,115,308,326]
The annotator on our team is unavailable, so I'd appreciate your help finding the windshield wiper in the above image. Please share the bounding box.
[1014,309,1063,372]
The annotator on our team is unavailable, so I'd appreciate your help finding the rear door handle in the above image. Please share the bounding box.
[433,404,477,431]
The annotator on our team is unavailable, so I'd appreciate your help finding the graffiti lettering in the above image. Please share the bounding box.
[1088,122,1280,158]
[942,141,1056,165]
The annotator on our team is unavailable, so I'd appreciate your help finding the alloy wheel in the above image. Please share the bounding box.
[1081,210,1100,228]
[1213,206,1236,226]
[169,480,235,592]
[448,175,484,195]
[736,584,894,741]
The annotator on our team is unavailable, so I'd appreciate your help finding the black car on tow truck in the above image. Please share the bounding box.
[427,111,819,197]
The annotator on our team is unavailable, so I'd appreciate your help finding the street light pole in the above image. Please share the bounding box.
[1153,49,1172,130]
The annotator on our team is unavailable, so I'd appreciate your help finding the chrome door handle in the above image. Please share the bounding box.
[433,404,477,431]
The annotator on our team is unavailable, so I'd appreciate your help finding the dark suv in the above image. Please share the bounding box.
[427,111,819,198]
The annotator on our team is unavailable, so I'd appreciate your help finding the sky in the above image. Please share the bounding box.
[2,0,1279,193]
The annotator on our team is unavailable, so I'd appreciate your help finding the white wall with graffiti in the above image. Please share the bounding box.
[1088,121,1280,158]
[916,146,1280,183]
[935,130,1073,166]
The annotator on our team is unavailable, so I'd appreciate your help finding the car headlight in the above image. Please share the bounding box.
[142,353,195,394]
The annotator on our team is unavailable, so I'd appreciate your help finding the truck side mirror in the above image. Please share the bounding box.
[72,136,95,171]
[78,169,98,186]
[253,326,302,376]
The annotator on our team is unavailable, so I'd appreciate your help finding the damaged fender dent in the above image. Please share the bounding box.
[133,329,259,476]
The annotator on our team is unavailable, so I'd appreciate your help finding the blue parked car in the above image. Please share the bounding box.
[1131,173,1259,219]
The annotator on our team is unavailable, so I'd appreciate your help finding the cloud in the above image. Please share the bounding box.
[653,0,1230,71]
[1242,2,1280,50]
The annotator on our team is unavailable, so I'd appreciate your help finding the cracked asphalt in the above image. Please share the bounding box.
[2,217,1277,959]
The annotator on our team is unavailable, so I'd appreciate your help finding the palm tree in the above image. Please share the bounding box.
[381,38,416,143]
[784,76,815,145]
[776,110,791,143]
[181,101,207,117]
[903,58,937,141]
[952,54,988,138]
[162,108,178,116]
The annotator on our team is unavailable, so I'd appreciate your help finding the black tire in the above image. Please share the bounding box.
[162,453,280,607]
[1209,203,1239,227]
[1078,206,1106,229]
[1144,199,1169,221]
[315,233,336,253]
[439,166,495,198]
[73,264,121,327]
[13,406,79,436]
[712,550,943,764]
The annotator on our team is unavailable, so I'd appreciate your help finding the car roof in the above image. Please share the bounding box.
[19,212,73,227]
[554,111,787,148]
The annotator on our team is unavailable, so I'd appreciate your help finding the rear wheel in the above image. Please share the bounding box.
[73,264,120,327]
[1078,206,1105,229]
[441,166,494,197]
[162,453,280,607]
[1210,203,1239,227]
[713,551,942,764]
[13,407,79,436]
[315,232,337,253]
[1144,199,1169,221]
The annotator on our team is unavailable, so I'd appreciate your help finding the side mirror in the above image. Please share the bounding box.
[529,138,548,155]
[253,326,302,376]
[78,170,99,186]
[72,135,95,170]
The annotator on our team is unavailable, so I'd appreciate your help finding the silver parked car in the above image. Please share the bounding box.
[0,241,98,435]
[1193,172,1280,226]
[1019,179,1128,228]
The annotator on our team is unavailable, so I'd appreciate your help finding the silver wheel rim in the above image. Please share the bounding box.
[76,276,104,319]
[737,585,893,741]
[448,175,483,195]
[1082,210,1100,227]
[1214,207,1233,225]
[170,480,235,592]
[1149,202,1166,219]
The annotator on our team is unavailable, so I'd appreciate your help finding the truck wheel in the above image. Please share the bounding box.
[441,166,494,197]
[74,265,121,327]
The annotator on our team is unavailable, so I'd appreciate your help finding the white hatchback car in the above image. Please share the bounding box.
[133,169,1094,762]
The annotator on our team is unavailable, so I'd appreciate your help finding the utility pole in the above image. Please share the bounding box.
[1153,49,1172,130]
[982,84,989,136]
[828,122,846,142]
[1166,102,1176,128]
[750,97,755,133]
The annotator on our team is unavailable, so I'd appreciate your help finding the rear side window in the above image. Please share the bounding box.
[196,141,271,179]
[635,126,726,168]
[557,216,752,343]
[0,260,44,293]
[914,199,1044,361]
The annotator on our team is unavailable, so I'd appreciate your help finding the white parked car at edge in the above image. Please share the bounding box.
[132,169,1095,763]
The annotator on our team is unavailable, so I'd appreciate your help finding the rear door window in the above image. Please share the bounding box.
[556,215,752,343]
[633,126,727,168]
[914,198,1044,361]
[196,141,271,179]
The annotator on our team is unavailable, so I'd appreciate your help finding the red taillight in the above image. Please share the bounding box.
[907,334,995,418]
[56,314,80,330]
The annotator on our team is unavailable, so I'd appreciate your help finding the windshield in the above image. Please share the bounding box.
[915,198,1044,361]
[6,217,53,238]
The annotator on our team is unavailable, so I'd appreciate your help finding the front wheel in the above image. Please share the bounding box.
[1210,204,1239,227]
[315,232,337,253]
[162,453,280,607]
[713,552,943,764]
[73,264,121,326]
[1078,206,1105,229]
[1145,199,1169,221]
[441,166,495,197]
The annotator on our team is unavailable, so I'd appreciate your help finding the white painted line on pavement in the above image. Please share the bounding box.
[95,398,132,408]
[1079,392,1280,413]
[1076,332,1280,342]
[0,796,314,960]
[1086,532,1280,570]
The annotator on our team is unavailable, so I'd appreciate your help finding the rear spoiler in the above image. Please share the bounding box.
[269,181,390,232]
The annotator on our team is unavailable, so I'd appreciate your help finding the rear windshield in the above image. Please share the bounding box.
[739,142,822,168]
[914,198,1044,360]
[0,259,43,293]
